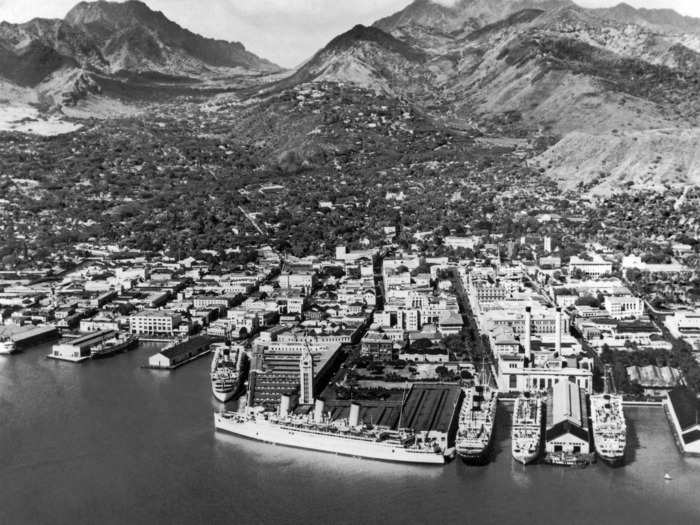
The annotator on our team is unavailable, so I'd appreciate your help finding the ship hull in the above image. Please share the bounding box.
[594,444,625,467]
[457,451,490,465]
[456,434,494,465]
[214,414,445,465]
[212,382,240,403]
[512,446,540,465]
[91,337,138,359]
[0,342,17,355]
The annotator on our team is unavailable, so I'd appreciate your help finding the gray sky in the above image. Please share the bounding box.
[1,0,699,67]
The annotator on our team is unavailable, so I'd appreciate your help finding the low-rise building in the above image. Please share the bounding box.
[665,387,700,455]
[627,365,684,398]
[545,381,591,460]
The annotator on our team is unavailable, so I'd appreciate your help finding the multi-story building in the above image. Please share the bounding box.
[129,310,182,336]
[569,255,613,278]
[604,295,644,320]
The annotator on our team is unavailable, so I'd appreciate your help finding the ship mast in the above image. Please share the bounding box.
[603,364,616,395]
[398,382,408,431]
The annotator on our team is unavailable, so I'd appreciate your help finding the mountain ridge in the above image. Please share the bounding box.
[0,0,281,107]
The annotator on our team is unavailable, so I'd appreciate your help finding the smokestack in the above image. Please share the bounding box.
[555,307,562,356]
[314,399,325,423]
[524,306,532,365]
[279,394,291,416]
[349,402,360,427]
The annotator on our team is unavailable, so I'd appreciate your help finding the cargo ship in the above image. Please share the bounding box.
[90,334,139,359]
[210,343,248,403]
[215,398,446,465]
[512,392,543,465]
[456,371,498,464]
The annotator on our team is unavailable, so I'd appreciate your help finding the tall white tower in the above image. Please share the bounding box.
[299,343,314,405]
[544,236,552,254]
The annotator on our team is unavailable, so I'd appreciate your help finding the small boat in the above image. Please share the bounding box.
[664,473,672,481]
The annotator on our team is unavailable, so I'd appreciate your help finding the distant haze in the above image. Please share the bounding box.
[1,0,699,67]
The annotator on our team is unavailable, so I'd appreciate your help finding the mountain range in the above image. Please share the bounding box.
[0,0,279,107]
[1,0,700,192]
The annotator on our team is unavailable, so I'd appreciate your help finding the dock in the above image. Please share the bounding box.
[14,325,59,348]
[48,330,117,363]
[144,335,218,370]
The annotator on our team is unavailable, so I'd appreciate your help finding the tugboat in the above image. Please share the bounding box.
[456,363,498,464]
[210,343,248,403]
[512,392,543,465]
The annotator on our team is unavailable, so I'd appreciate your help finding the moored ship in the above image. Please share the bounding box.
[512,392,543,465]
[591,365,626,466]
[214,398,446,465]
[0,338,17,355]
[90,334,139,359]
[456,370,498,464]
[210,343,248,403]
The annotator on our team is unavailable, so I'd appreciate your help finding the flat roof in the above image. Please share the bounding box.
[401,384,462,433]
[161,336,215,359]
[668,387,700,432]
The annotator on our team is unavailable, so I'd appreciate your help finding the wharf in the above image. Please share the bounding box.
[144,335,217,370]
[47,354,91,363]
[142,350,211,370]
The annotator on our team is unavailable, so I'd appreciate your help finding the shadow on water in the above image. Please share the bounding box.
[624,414,640,466]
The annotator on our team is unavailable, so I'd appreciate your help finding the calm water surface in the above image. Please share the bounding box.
[1,343,699,525]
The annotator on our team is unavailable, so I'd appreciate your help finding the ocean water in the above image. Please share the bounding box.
[1,343,699,525]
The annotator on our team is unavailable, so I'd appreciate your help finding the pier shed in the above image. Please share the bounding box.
[545,380,591,460]
[148,336,215,369]
[665,387,700,455]
[50,330,117,362]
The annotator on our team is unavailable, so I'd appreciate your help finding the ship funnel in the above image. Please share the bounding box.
[314,399,325,423]
[349,402,361,427]
[279,394,291,416]
[555,307,562,355]
[524,306,532,365]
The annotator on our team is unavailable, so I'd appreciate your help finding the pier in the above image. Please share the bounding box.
[145,335,218,370]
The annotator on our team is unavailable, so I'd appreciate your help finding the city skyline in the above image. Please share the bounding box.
[1,0,699,67]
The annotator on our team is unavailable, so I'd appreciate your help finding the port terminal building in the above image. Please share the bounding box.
[321,384,462,449]
[50,330,117,362]
[247,341,345,408]
[544,381,591,460]
[147,335,217,369]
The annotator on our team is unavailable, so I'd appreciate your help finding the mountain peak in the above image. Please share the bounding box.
[325,24,427,62]
[376,0,574,34]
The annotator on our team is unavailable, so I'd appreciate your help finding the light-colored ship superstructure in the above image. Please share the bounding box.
[590,393,626,465]
[591,365,626,466]
[210,344,248,403]
[214,399,446,464]
[512,393,542,464]
[456,372,498,464]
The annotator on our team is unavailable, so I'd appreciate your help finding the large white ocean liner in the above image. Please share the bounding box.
[214,399,446,465]
[511,392,543,465]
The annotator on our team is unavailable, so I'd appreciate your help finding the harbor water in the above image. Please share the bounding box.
[1,343,699,525]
